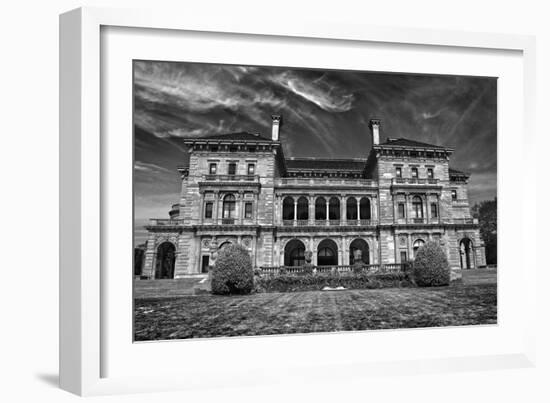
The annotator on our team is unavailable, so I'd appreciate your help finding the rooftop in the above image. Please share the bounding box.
[192,131,274,142]
[285,158,368,172]
[378,137,451,150]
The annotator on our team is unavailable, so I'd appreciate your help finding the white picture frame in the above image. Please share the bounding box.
[59,6,537,396]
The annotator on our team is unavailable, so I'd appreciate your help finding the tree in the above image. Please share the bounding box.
[412,241,450,287]
[472,198,497,265]
[211,244,254,295]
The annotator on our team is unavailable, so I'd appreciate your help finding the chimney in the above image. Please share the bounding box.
[271,114,281,141]
[369,119,381,145]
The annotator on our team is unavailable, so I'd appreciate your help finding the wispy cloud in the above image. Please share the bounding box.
[134,161,172,174]
[270,71,354,112]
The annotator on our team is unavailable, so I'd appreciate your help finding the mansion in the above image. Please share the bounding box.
[141,115,486,279]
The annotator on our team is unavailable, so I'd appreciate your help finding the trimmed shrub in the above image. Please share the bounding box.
[254,271,414,293]
[211,244,254,295]
[412,241,450,287]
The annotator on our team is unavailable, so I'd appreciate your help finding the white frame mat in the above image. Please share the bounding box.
[59,7,537,396]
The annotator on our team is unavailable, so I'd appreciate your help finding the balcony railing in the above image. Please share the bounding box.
[276,178,377,187]
[451,218,478,224]
[148,218,184,226]
[393,178,439,185]
[221,218,235,225]
[257,263,409,276]
[280,219,379,227]
[203,174,259,182]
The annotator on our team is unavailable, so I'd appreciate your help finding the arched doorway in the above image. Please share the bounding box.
[155,242,176,279]
[413,239,425,258]
[317,239,338,266]
[460,238,474,269]
[349,238,370,265]
[284,239,306,266]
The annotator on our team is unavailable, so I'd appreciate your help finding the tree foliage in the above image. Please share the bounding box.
[211,244,254,295]
[412,241,450,287]
[472,198,497,265]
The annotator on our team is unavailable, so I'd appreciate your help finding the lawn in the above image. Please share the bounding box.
[134,270,497,341]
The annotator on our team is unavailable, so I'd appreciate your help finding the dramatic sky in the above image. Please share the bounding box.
[134,60,497,244]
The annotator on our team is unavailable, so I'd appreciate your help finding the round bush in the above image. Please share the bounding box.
[412,241,450,287]
[211,244,254,295]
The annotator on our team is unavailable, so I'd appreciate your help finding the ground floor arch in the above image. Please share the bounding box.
[284,239,306,266]
[317,239,338,266]
[459,238,475,269]
[349,238,370,265]
[155,241,176,279]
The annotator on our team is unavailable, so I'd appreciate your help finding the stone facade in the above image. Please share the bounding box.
[142,117,486,279]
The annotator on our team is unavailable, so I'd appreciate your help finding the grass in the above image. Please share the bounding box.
[134,269,497,341]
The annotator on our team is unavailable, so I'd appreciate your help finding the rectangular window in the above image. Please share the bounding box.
[400,251,408,263]
[209,163,217,175]
[411,167,418,178]
[247,163,255,175]
[430,202,438,218]
[451,190,457,200]
[398,203,405,218]
[427,168,434,179]
[204,202,213,219]
[227,162,237,175]
[244,202,253,219]
[396,167,402,178]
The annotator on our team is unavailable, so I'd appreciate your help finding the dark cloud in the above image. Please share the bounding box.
[134,61,497,243]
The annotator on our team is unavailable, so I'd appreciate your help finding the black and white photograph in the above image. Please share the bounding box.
[132,60,497,341]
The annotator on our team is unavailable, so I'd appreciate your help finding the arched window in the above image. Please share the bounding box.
[222,194,236,218]
[413,239,425,257]
[315,197,326,220]
[360,197,371,220]
[346,197,357,220]
[329,197,340,220]
[412,196,423,218]
[297,197,309,220]
[282,196,294,220]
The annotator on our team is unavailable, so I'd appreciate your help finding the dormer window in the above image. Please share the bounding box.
[209,163,217,175]
[411,167,418,178]
[228,162,237,175]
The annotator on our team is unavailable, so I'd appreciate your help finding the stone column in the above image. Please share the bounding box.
[294,199,298,225]
[309,196,314,224]
[143,238,156,279]
[199,192,205,224]
[214,191,220,224]
[325,199,329,223]
[405,193,409,224]
[238,192,244,224]
[426,194,430,223]
[342,196,347,223]
[339,196,344,224]
[356,198,361,224]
